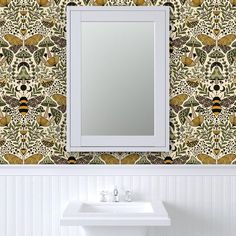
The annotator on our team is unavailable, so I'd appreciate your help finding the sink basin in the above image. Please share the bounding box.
[61,201,170,226]
[79,201,153,214]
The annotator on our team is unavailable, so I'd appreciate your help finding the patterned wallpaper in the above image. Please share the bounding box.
[0,0,235,165]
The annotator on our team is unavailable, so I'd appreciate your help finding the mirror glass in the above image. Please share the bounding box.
[81,22,154,136]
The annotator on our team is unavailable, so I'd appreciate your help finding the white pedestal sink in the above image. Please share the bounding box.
[61,201,171,236]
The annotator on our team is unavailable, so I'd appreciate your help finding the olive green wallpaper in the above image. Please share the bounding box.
[0,0,235,165]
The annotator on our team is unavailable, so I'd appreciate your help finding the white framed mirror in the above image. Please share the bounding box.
[67,7,169,152]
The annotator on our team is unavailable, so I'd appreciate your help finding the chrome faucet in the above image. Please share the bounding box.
[113,186,119,202]
[100,190,108,202]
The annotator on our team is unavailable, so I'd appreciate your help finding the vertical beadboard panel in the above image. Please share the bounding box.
[230,176,236,236]
[0,173,236,236]
[6,176,16,236]
[52,176,60,236]
[0,176,6,236]
[132,175,142,200]
[60,176,69,236]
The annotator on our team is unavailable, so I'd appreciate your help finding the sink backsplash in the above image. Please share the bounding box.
[0,0,236,165]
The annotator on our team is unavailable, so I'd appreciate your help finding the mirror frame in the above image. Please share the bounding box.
[67,6,169,152]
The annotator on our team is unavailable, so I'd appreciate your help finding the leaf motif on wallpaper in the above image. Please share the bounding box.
[0,37,8,48]
[0,18,5,27]
[4,154,43,164]
[53,0,61,5]
[227,48,236,65]
[4,34,43,53]
[197,154,236,164]
[0,156,7,164]
[34,48,45,65]
[179,0,187,5]
[195,48,206,65]
[178,108,190,125]
[0,137,6,147]
[150,0,158,5]
[1,48,13,65]
[197,34,236,53]
[50,108,61,125]
[82,0,90,4]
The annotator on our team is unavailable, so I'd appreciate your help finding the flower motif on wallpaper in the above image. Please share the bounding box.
[0,0,235,165]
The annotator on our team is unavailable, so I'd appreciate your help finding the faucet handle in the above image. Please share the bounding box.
[125,190,132,202]
[100,190,108,202]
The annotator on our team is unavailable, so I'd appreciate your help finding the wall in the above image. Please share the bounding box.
[0,0,236,164]
[0,166,236,236]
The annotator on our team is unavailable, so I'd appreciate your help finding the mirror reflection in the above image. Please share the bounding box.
[81,22,154,136]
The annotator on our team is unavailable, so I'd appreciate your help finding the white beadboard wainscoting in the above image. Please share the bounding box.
[0,165,236,236]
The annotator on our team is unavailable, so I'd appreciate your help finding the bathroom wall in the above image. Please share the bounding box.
[0,166,236,236]
[0,0,236,164]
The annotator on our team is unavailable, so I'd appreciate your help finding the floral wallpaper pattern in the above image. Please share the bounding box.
[0,0,235,165]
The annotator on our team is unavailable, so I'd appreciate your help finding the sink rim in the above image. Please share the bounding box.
[61,200,171,226]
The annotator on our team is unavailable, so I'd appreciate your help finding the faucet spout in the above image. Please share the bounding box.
[113,186,119,202]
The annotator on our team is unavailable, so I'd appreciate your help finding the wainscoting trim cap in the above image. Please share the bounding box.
[0,165,236,176]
